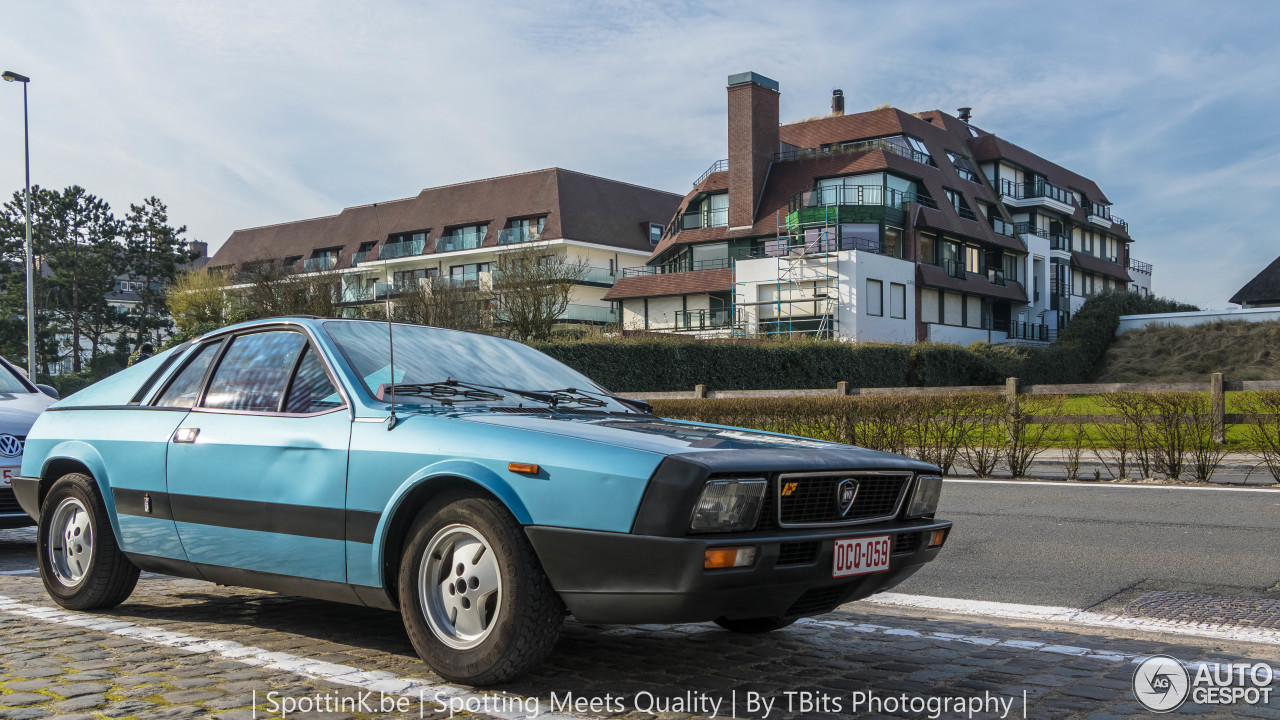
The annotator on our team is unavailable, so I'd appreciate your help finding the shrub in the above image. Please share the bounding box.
[1004,394,1065,477]
[959,394,1006,477]
[1236,391,1280,482]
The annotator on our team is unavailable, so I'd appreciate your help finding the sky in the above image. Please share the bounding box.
[1,0,1277,309]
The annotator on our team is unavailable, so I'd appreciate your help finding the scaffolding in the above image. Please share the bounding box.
[732,206,842,338]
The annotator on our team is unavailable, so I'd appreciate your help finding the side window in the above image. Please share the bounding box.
[283,345,343,414]
[155,342,221,407]
[203,331,306,412]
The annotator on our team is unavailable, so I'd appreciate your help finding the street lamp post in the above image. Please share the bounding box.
[2,70,35,378]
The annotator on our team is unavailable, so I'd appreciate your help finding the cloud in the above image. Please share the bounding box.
[0,0,1275,308]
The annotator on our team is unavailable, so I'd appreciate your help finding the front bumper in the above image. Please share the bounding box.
[526,519,950,624]
[0,477,38,529]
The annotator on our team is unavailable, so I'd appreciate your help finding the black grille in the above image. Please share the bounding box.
[786,585,848,616]
[755,481,778,530]
[778,473,908,527]
[775,541,820,567]
[0,488,22,515]
[893,532,921,555]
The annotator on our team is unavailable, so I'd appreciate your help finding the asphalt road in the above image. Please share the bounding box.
[897,479,1280,609]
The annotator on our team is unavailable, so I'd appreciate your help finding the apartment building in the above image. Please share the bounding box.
[605,72,1153,343]
[209,169,680,326]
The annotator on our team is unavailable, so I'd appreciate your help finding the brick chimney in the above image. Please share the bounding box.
[726,71,779,230]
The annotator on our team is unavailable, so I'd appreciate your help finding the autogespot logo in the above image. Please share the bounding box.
[1134,655,1190,712]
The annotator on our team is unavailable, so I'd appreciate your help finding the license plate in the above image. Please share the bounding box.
[1,467,16,487]
[833,535,891,578]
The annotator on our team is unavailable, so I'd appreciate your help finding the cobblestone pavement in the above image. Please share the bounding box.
[0,528,1278,720]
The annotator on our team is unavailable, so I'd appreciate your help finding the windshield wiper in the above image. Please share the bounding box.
[378,380,504,403]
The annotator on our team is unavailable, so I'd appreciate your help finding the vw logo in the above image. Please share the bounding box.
[836,478,859,516]
[0,434,22,458]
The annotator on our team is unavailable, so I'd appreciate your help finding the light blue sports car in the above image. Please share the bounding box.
[14,317,950,684]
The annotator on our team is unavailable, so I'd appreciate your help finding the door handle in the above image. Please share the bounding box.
[172,428,200,444]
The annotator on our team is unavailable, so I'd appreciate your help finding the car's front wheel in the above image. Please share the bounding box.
[398,492,563,685]
[37,473,139,610]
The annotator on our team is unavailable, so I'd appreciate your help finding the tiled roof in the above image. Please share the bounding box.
[602,268,733,300]
[209,168,681,270]
[1230,255,1280,306]
[1070,251,1132,282]
[916,263,1030,303]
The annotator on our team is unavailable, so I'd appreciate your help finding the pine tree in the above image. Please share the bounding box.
[122,197,195,348]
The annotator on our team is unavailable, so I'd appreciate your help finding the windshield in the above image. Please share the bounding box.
[323,320,636,413]
[0,359,31,393]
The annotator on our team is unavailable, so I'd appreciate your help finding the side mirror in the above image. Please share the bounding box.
[35,384,59,399]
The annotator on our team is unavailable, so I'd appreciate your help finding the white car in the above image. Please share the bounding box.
[0,355,57,528]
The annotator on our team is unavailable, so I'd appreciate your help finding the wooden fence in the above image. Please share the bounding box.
[629,374,1280,443]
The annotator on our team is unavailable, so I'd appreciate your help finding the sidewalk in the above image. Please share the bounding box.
[951,450,1278,486]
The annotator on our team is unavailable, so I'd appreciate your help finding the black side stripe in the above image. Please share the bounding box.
[112,489,381,544]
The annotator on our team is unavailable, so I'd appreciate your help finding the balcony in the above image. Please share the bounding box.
[381,237,427,259]
[341,282,391,304]
[1015,222,1071,252]
[442,271,488,289]
[577,266,620,285]
[992,217,1016,238]
[994,319,1050,342]
[776,136,936,167]
[437,230,486,253]
[787,185,937,215]
[622,257,731,277]
[674,308,733,332]
[1087,202,1114,228]
[678,207,729,231]
[986,267,1006,286]
[999,178,1075,214]
[1128,257,1153,275]
[942,259,966,279]
[559,304,616,324]
[497,226,542,245]
[693,159,728,186]
[303,256,337,272]
[351,250,372,266]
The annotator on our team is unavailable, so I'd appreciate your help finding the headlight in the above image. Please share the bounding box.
[689,478,766,532]
[905,475,943,518]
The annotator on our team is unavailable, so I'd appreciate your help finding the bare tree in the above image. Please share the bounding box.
[393,275,487,331]
[238,261,344,318]
[489,244,588,342]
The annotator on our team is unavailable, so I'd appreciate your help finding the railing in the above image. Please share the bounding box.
[437,231,486,253]
[788,185,937,213]
[674,308,733,331]
[693,159,728,186]
[1050,234,1070,251]
[1014,222,1046,239]
[622,257,731,277]
[1016,223,1071,251]
[381,237,427,259]
[678,206,729,231]
[303,256,337,272]
[352,250,372,266]
[1000,178,1074,206]
[1088,202,1112,220]
[497,227,542,245]
[992,218,1016,237]
[954,203,977,221]
[999,320,1050,341]
[986,267,1006,286]
[1112,215,1129,232]
[1128,257,1153,275]
[577,266,619,285]
[559,304,616,323]
[942,259,966,279]
[776,136,935,167]
[341,282,391,303]
[1050,278,1071,296]
[442,271,487,288]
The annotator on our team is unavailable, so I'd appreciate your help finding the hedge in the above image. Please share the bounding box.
[538,291,1200,392]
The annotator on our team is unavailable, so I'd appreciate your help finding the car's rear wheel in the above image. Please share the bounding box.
[37,473,139,610]
[398,492,562,685]
[714,616,796,633]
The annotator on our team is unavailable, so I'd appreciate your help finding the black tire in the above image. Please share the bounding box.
[714,616,796,634]
[37,473,139,610]
[398,491,562,685]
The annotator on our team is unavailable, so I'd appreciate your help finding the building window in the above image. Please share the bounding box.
[947,151,979,182]
[920,234,937,265]
[438,224,488,253]
[649,224,663,245]
[703,193,729,227]
[866,279,883,316]
[884,227,904,259]
[1002,254,1021,284]
[965,246,982,274]
[499,216,546,245]
[890,283,906,319]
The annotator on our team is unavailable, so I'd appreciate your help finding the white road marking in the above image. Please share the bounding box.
[867,592,1280,647]
[0,595,588,720]
[943,478,1278,491]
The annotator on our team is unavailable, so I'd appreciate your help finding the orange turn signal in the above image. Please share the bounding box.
[704,546,757,569]
[508,462,540,475]
[928,529,948,548]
